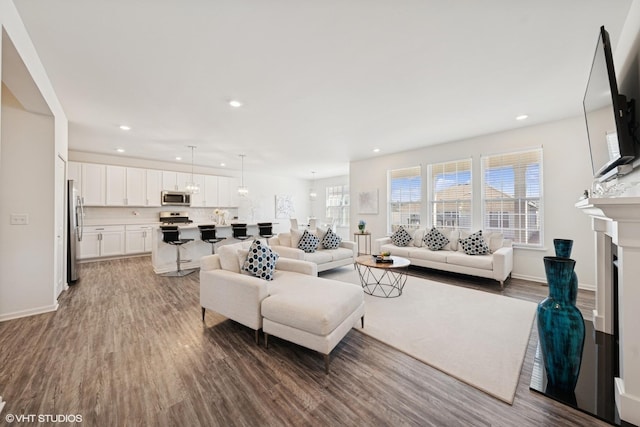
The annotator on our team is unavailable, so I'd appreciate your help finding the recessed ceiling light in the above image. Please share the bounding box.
[516,115,529,121]
[373,148,380,153]
[119,125,131,130]
[175,156,182,161]
[116,148,125,153]
[220,162,226,167]
[229,100,243,108]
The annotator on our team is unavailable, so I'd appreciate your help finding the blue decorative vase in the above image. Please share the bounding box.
[537,256,585,391]
[553,239,578,304]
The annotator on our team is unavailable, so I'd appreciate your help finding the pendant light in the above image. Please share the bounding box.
[237,154,249,196]
[309,171,317,201]
[185,145,200,194]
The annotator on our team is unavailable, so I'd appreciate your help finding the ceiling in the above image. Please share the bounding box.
[11,0,633,179]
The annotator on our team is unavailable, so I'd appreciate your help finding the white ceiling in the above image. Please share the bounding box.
[12,0,633,179]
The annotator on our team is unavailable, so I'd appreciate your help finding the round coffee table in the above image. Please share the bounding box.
[355,255,410,298]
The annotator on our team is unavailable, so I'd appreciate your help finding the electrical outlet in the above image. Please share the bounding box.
[10,213,29,225]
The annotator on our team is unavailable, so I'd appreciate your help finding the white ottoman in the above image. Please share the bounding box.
[261,277,365,373]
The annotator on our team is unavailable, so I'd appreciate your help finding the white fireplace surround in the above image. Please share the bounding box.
[576,197,640,426]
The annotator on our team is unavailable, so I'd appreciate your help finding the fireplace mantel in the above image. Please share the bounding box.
[576,196,640,426]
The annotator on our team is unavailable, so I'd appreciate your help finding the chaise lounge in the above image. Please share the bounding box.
[200,241,365,372]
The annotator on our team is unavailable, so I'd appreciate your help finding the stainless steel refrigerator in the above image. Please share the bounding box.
[67,180,84,283]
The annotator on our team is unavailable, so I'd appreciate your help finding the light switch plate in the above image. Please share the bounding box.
[10,213,29,225]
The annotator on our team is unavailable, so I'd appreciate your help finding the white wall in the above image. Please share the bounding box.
[350,116,596,287]
[0,0,68,321]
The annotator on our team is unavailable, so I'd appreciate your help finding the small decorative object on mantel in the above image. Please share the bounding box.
[358,219,366,233]
[536,240,585,392]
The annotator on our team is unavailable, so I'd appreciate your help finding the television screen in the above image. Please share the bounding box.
[583,26,635,179]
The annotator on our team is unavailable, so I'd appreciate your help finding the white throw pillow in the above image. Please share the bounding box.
[412,229,425,247]
[278,233,292,247]
[440,228,459,251]
[483,231,504,253]
[218,245,241,273]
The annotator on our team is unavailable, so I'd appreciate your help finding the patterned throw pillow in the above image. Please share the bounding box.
[297,229,320,253]
[423,227,450,251]
[390,227,412,247]
[459,230,490,255]
[242,240,279,281]
[322,228,342,249]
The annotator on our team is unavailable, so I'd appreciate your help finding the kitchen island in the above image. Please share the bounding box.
[151,223,261,274]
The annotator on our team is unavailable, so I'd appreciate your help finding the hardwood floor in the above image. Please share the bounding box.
[0,257,609,426]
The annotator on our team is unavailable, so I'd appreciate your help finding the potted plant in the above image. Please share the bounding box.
[358,219,366,233]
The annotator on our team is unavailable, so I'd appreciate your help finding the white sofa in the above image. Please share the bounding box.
[268,230,356,272]
[375,229,513,288]
[200,242,365,372]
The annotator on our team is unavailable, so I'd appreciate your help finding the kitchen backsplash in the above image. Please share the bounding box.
[82,206,240,226]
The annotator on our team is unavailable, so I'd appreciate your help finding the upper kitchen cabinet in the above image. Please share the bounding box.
[146,169,162,206]
[202,175,219,207]
[68,161,82,192]
[125,167,146,206]
[189,174,207,207]
[218,176,240,207]
[162,171,192,191]
[81,163,106,206]
[106,165,127,205]
[127,168,163,207]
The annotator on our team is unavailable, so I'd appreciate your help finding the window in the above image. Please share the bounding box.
[481,148,542,247]
[388,166,421,232]
[325,185,349,227]
[428,159,472,230]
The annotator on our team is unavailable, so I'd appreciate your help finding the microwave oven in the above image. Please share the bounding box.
[161,191,191,206]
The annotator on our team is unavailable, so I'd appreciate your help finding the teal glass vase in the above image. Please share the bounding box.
[553,239,578,304]
[537,256,585,391]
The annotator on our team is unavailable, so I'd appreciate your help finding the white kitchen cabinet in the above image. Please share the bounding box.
[125,224,155,254]
[162,171,192,191]
[203,175,219,207]
[146,169,162,206]
[127,168,162,207]
[78,225,125,259]
[189,174,206,207]
[106,165,127,205]
[77,229,101,259]
[68,161,82,193]
[125,167,146,206]
[218,176,240,207]
[81,163,106,206]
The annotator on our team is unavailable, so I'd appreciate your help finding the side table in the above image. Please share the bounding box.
[354,232,372,255]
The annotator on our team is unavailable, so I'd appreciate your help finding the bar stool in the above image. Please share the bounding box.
[160,226,196,277]
[257,222,274,244]
[198,224,226,254]
[231,223,251,241]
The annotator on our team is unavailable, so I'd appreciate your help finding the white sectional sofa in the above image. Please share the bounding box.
[268,230,356,272]
[375,228,513,288]
[200,241,365,373]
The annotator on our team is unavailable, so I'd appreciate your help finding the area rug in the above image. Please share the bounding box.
[323,268,537,404]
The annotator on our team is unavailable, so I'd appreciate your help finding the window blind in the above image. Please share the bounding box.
[481,148,543,246]
[388,166,421,232]
[428,158,472,230]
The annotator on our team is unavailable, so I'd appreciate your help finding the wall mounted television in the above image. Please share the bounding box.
[583,26,636,181]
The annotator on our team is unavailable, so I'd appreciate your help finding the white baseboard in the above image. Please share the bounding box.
[0,303,58,323]
[511,273,595,292]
